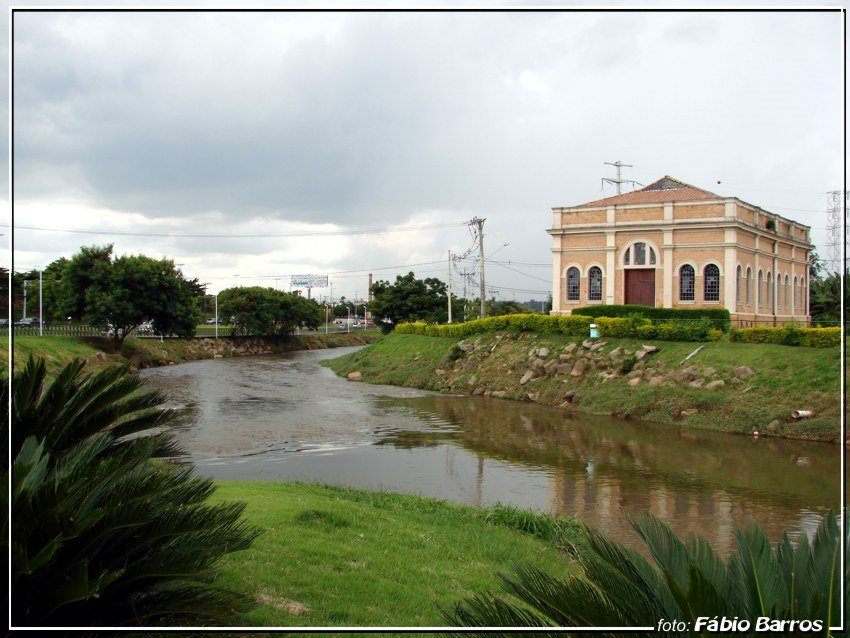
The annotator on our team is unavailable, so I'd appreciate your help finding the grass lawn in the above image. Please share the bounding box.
[210,482,581,628]
[325,332,842,440]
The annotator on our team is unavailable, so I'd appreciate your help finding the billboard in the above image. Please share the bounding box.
[290,274,328,288]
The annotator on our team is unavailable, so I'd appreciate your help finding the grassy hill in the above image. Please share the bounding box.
[325,332,841,442]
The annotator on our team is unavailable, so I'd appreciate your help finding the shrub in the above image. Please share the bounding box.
[573,304,731,331]
[446,511,843,630]
[619,355,637,374]
[10,357,261,626]
[730,326,840,348]
[395,314,593,338]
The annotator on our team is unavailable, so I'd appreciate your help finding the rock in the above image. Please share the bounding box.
[590,342,605,351]
[472,387,485,396]
[734,366,755,379]
[627,370,642,378]
[633,361,646,371]
[556,363,572,375]
[571,359,588,377]
[635,350,647,361]
[459,342,475,352]
[467,375,477,387]
[648,376,665,387]
[491,391,507,399]
[608,347,622,359]
[767,419,780,432]
[628,377,641,386]
[675,366,699,383]
[347,371,362,381]
[681,408,698,417]
[582,339,595,349]
[558,401,571,408]
[213,353,223,359]
[531,358,546,372]
[525,392,538,402]
[559,353,573,360]
[528,348,538,357]
[642,344,658,353]
[474,338,483,348]
[538,347,550,357]
[544,359,559,374]
[563,391,576,402]
[703,367,717,377]
[688,379,705,388]
[519,370,536,385]
[741,386,754,393]
[705,380,726,390]
[435,368,446,376]
[564,343,578,353]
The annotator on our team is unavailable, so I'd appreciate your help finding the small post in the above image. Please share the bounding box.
[38,268,43,336]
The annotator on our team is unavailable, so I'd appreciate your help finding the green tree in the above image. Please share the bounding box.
[217,286,321,336]
[56,244,114,322]
[809,271,845,325]
[369,272,455,333]
[489,300,535,316]
[56,245,202,345]
[445,511,844,634]
[9,357,260,626]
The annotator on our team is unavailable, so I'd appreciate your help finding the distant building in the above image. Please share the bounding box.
[548,176,812,324]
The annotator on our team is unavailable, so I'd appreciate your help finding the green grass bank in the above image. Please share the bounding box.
[210,482,580,627]
[325,332,841,442]
[6,330,379,375]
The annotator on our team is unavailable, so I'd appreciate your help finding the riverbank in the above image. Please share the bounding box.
[325,332,841,441]
[211,481,580,627]
[7,331,379,374]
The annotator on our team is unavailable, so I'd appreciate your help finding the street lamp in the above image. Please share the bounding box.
[215,292,219,339]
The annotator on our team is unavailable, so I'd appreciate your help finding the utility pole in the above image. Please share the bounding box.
[470,217,486,318]
[447,250,453,323]
[462,268,468,321]
[602,161,641,195]
[39,268,43,336]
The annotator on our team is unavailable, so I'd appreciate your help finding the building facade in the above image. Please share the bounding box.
[548,177,812,324]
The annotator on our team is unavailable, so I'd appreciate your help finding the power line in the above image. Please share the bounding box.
[13,220,469,239]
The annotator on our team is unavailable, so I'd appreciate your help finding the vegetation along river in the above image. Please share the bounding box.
[139,345,841,555]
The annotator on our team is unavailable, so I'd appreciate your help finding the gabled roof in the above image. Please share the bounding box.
[572,176,722,209]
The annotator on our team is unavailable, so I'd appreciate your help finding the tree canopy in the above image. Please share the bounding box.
[369,272,460,333]
[217,286,321,336]
[56,244,203,344]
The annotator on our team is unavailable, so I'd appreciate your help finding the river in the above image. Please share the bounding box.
[139,345,841,555]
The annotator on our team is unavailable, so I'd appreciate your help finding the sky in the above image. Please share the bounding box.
[7,5,845,303]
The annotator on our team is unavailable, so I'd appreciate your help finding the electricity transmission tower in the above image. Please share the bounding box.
[826,190,847,274]
[602,161,641,195]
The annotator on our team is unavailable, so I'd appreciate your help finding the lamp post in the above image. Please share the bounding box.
[325,304,329,334]
[346,307,351,333]
[215,293,219,339]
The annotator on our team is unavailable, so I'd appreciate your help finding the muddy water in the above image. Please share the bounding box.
[139,346,841,555]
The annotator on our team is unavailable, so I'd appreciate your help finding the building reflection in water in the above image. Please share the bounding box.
[378,394,839,557]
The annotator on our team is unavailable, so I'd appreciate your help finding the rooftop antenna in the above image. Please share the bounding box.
[602,161,642,195]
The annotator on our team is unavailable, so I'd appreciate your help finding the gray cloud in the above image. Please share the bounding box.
[9,9,844,297]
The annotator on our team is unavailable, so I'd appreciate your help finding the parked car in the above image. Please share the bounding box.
[0,319,8,328]
[14,317,39,327]
[205,318,220,324]
[138,321,154,334]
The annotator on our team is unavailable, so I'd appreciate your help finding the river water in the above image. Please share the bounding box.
[139,346,841,555]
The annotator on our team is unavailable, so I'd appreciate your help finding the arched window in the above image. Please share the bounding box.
[588,266,603,302]
[757,270,763,306]
[783,274,789,309]
[624,242,656,266]
[704,264,720,302]
[801,276,807,312]
[679,265,695,301]
[736,265,742,303]
[793,276,798,310]
[746,267,752,304]
[566,267,580,301]
[767,272,774,312]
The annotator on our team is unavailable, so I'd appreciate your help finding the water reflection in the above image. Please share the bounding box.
[139,348,840,556]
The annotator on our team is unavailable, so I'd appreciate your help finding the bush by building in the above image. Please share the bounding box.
[571,304,731,331]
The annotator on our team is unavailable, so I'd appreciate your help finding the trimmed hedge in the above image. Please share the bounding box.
[396,314,838,346]
[395,314,592,338]
[730,326,841,348]
[572,305,731,331]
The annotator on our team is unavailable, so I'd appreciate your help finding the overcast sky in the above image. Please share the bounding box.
[7,6,844,302]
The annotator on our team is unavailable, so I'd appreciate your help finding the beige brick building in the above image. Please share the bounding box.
[548,177,812,324]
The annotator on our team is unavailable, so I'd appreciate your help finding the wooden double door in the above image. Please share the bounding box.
[625,269,655,307]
